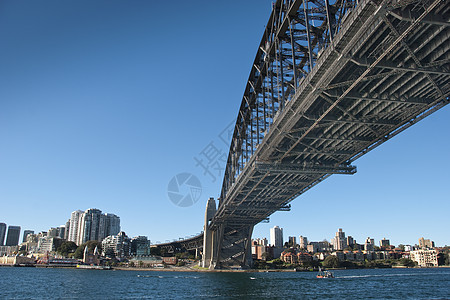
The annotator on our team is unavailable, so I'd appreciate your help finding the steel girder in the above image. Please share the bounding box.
[209,0,449,268]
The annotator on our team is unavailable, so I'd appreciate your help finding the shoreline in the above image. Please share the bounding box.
[2,264,449,272]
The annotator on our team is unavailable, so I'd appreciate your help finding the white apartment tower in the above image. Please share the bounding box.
[270,226,283,247]
[68,210,83,244]
[332,228,346,251]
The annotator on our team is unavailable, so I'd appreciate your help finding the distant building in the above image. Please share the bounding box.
[101,231,130,258]
[130,236,151,257]
[331,228,346,251]
[418,237,434,249]
[299,236,308,249]
[68,209,121,245]
[288,236,297,246]
[47,228,59,238]
[64,219,70,240]
[38,236,63,253]
[0,223,6,246]
[22,230,34,243]
[346,236,354,248]
[105,213,121,237]
[68,210,83,244]
[410,249,438,267]
[364,237,375,251]
[252,240,274,260]
[77,208,106,245]
[5,226,21,246]
[57,226,66,239]
[270,226,283,248]
[379,238,390,249]
[252,238,268,246]
[307,241,330,253]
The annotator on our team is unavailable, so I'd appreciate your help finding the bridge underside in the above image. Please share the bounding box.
[203,0,449,269]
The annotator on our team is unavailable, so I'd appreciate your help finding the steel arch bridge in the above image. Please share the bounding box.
[199,0,449,269]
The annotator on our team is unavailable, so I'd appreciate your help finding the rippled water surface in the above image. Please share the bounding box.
[1,267,449,299]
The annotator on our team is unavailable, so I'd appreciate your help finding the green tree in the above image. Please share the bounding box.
[261,252,273,261]
[399,258,416,267]
[57,241,78,257]
[322,255,340,268]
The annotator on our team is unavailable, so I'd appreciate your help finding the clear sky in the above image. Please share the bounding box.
[0,1,449,247]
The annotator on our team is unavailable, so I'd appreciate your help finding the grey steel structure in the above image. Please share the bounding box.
[201,0,449,269]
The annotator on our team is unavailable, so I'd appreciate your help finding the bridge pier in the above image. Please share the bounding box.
[202,197,216,269]
[202,197,254,269]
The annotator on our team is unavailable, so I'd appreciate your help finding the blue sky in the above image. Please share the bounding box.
[0,1,448,247]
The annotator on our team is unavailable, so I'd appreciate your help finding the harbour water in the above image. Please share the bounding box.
[1,267,449,299]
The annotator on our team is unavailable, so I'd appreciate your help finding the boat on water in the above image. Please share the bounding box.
[316,267,334,278]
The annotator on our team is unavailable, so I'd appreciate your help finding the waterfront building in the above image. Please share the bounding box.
[5,226,21,246]
[0,223,6,246]
[410,249,438,267]
[0,245,19,256]
[22,230,34,243]
[130,236,151,257]
[101,231,130,258]
[270,226,283,248]
[418,237,434,249]
[38,236,63,253]
[252,241,274,260]
[299,236,308,249]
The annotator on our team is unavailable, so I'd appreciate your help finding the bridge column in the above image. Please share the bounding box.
[201,197,216,268]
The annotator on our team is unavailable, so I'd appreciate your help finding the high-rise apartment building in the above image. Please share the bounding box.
[64,219,70,240]
[270,226,283,247]
[332,228,346,250]
[380,238,390,248]
[299,236,308,249]
[418,237,434,249]
[364,237,375,251]
[105,213,120,237]
[288,236,297,246]
[69,210,83,244]
[77,209,106,245]
[5,226,21,246]
[22,230,34,243]
[68,209,121,245]
[0,223,6,246]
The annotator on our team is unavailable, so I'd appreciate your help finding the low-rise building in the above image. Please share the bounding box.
[410,249,438,267]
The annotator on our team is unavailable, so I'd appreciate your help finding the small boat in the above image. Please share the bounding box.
[316,267,334,278]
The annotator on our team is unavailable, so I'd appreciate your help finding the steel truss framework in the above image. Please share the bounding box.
[207,0,449,268]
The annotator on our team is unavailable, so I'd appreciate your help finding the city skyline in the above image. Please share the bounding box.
[0,1,449,247]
